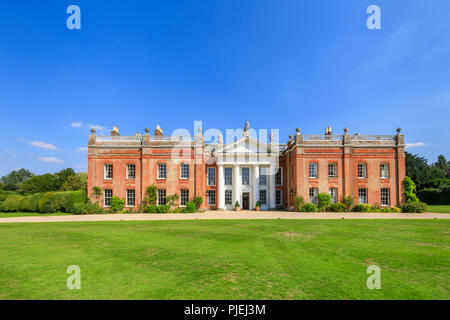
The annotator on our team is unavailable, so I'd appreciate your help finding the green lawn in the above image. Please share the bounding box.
[0,220,448,300]
[427,205,450,214]
[0,212,72,218]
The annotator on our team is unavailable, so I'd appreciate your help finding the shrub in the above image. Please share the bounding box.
[418,186,450,205]
[0,196,23,212]
[255,201,261,207]
[18,193,43,212]
[353,204,371,212]
[171,207,184,213]
[193,195,203,210]
[403,176,419,203]
[183,202,196,213]
[144,205,158,213]
[294,195,305,212]
[91,186,103,205]
[301,203,318,212]
[317,193,332,211]
[342,195,355,212]
[72,201,104,215]
[235,201,240,208]
[156,205,170,213]
[38,192,56,213]
[109,196,125,213]
[401,202,427,213]
[327,203,346,212]
[142,185,157,206]
[389,207,402,213]
[166,194,179,206]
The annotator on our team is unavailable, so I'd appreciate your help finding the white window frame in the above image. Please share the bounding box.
[207,190,216,206]
[358,188,368,204]
[180,163,189,179]
[180,189,189,206]
[207,167,216,186]
[104,189,112,207]
[126,164,136,180]
[259,189,267,205]
[158,164,167,179]
[157,189,166,205]
[358,163,367,179]
[275,168,283,186]
[259,167,267,186]
[329,188,338,204]
[309,188,318,205]
[126,189,135,207]
[276,189,282,206]
[380,164,389,179]
[309,163,318,178]
[381,188,390,206]
[242,167,250,185]
[104,164,113,180]
[225,190,233,205]
[328,163,337,178]
[224,167,233,186]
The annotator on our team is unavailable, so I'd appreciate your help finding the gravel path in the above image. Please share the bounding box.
[0,211,449,223]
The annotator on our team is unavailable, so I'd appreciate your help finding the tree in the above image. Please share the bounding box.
[403,176,419,203]
[434,155,449,171]
[61,173,87,191]
[55,168,76,189]
[0,169,33,191]
[21,174,58,194]
[405,152,432,189]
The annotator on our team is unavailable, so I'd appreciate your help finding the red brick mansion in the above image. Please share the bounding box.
[87,122,406,210]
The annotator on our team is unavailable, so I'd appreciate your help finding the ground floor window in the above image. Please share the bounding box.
[207,190,216,206]
[329,188,338,204]
[126,189,135,207]
[225,190,232,205]
[104,189,112,207]
[259,190,267,205]
[158,189,166,205]
[381,188,389,206]
[180,189,189,206]
[276,189,282,206]
[358,188,368,204]
[309,188,318,205]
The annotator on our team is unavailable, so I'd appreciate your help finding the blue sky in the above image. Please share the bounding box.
[0,0,449,175]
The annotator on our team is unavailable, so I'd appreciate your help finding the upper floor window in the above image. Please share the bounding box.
[180,163,189,179]
[127,164,135,179]
[157,189,166,205]
[104,164,113,179]
[104,189,112,207]
[328,163,337,177]
[207,167,216,186]
[309,163,318,178]
[259,167,267,185]
[180,189,189,206]
[329,188,338,204]
[358,163,367,178]
[275,168,282,186]
[242,167,250,185]
[381,188,390,206]
[309,188,318,205]
[126,189,135,207]
[158,164,166,179]
[358,188,368,204]
[224,167,233,185]
[380,164,389,178]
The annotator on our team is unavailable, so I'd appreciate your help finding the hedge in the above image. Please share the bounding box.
[418,186,450,205]
[0,190,86,213]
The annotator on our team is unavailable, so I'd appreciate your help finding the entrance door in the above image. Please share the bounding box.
[242,193,250,210]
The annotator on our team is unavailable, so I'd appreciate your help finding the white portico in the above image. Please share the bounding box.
[214,122,280,211]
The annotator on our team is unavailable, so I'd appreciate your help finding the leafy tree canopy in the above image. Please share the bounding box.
[0,168,33,191]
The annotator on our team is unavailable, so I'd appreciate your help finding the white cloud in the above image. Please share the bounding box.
[71,122,82,128]
[405,142,426,149]
[76,147,88,152]
[29,141,58,150]
[87,124,109,135]
[38,157,65,163]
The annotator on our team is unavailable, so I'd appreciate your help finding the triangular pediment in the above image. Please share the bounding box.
[215,135,273,155]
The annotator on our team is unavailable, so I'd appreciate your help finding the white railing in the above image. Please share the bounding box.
[149,135,195,141]
[303,135,343,141]
[351,135,395,141]
[96,136,141,142]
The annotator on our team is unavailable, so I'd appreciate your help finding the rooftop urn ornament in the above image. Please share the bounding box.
[154,124,163,136]
[396,128,402,134]
[90,128,96,134]
[289,134,292,140]
[244,120,250,132]
[145,128,150,134]
[295,128,300,135]
[344,128,348,135]
[110,126,120,136]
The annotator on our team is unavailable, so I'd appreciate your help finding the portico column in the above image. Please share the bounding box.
[233,164,240,207]
[253,164,259,209]
[269,164,276,209]
[217,165,225,210]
